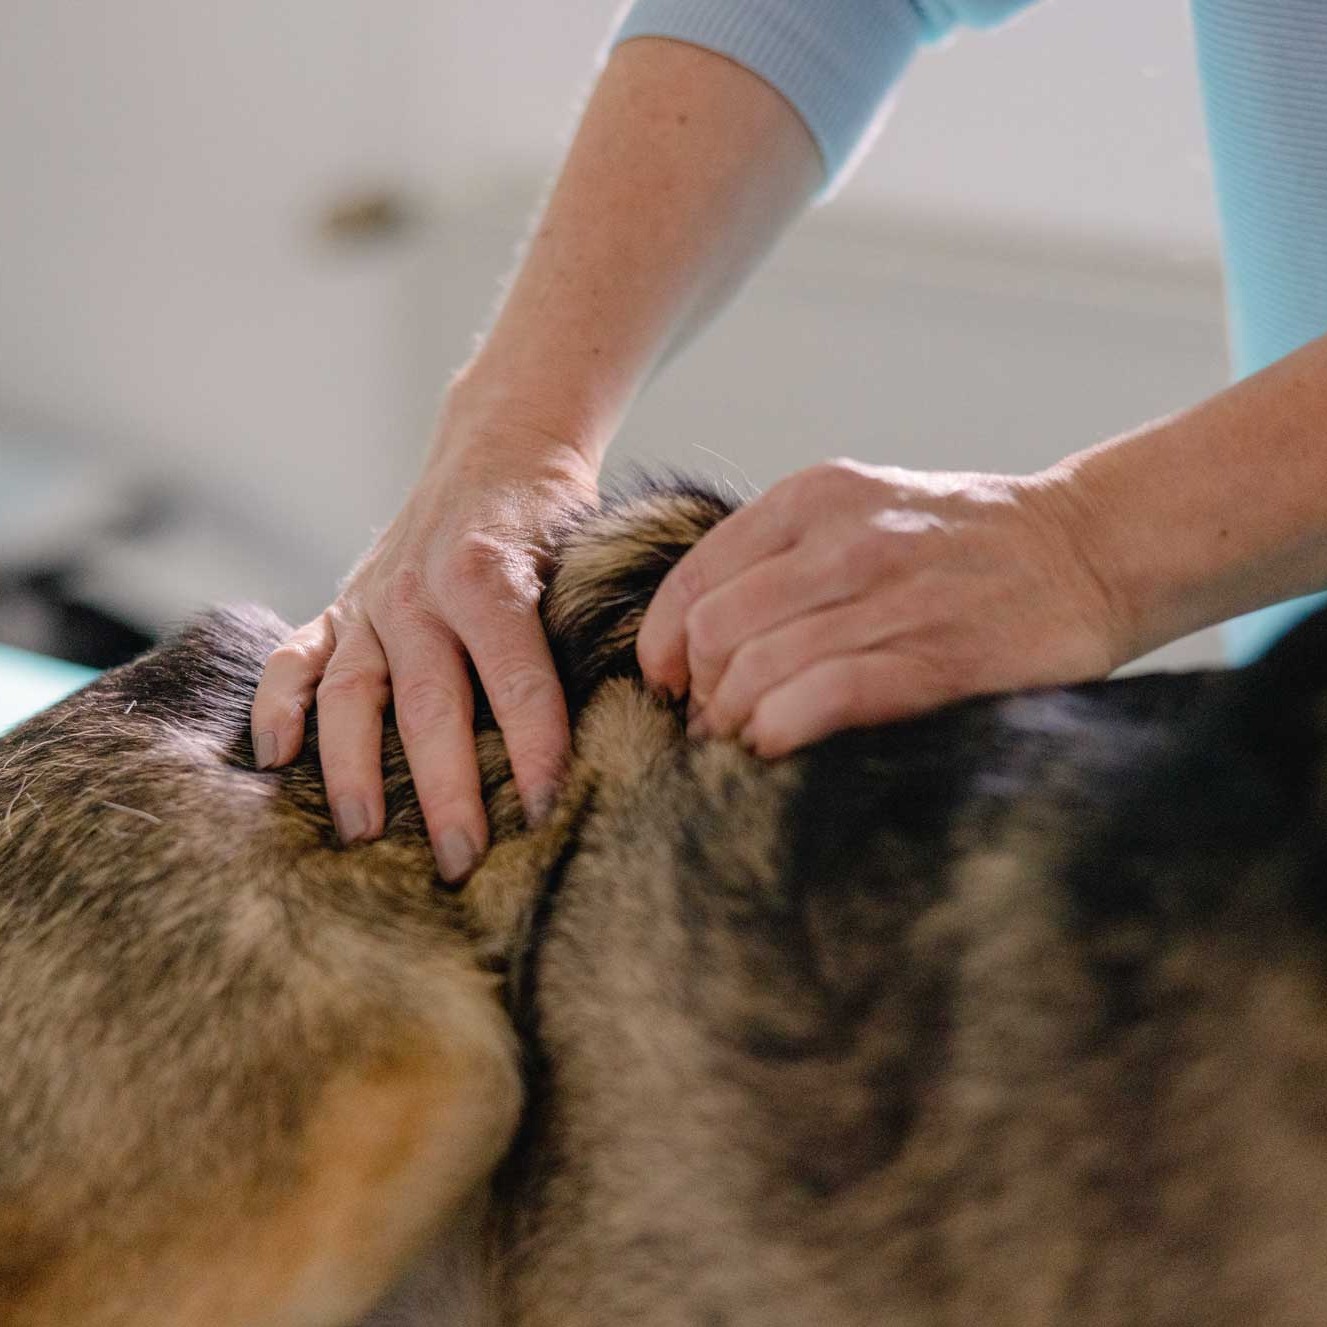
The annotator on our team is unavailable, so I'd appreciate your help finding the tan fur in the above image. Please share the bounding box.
[8,1020,517,1327]
[0,640,535,1325]
[0,486,736,1327]
[6,483,1327,1326]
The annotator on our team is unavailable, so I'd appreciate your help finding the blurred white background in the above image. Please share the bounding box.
[0,0,1228,667]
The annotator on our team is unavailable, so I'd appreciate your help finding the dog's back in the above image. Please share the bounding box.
[501,615,1327,1326]
[0,603,528,1325]
[0,482,736,1327]
[6,481,1327,1325]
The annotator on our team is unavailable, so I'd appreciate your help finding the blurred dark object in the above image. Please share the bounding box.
[0,574,153,670]
[2,421,333,671]
[318,185,412,245]
[0,436,160,667]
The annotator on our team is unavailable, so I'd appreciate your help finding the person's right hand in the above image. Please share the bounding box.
[249,396,599,883]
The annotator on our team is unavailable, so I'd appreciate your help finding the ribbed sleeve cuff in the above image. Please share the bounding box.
[611,0,928,196]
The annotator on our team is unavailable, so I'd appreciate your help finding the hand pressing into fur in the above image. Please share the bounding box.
[637,458,1126,757]
[251,397,597,882]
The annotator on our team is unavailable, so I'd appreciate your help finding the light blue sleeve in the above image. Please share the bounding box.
[611,0,1040,192]
[1188,0,1327,664]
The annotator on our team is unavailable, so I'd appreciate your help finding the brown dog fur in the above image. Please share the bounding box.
[6,478,1327,1325]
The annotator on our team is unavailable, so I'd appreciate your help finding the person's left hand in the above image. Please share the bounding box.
[636,458,1127,757]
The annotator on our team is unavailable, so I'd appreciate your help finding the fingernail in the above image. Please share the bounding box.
[524,786,557,828]
[334,800,369,844]
[254,730,278,770]
[435,827,478,883]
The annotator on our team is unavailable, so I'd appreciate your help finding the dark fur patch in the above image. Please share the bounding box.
[10,474,1327,1327]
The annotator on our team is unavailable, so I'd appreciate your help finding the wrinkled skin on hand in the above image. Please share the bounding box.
[250,407,598,882]
[637,458,1125,758]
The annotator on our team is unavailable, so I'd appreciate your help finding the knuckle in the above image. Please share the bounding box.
[316,663,387,708]
[770,470,813,509]
[684,600,726,665]
[449,536,542,617]
[378,566,430,621]
[824,537,864,582]
[485,660,560,718]
[854,533,894,583]
[393,676,469,739]
[824,455,867,477]
[774,461,848,512]
[849,527,889,564]
[451,532,512,586]
[667,554,708,608]
[731,635,775,691]
[817,457,860,487]
[265,637,321,675]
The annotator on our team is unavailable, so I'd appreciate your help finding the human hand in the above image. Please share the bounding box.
[637,458,1125,757]
[250,396,598,882]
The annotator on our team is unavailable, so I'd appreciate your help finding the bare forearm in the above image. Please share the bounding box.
[258,39,816,879]
[448,37,821,463]
[1051,331,1327,659]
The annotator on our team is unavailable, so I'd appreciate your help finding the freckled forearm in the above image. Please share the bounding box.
[1047,330,1327,660]
[448,37,821,463]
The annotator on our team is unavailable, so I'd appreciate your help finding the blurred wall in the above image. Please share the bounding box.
[1,0,1227,663]
[423,0,1218,255]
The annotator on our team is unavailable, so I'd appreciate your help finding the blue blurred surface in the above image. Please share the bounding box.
[0,645,99,736]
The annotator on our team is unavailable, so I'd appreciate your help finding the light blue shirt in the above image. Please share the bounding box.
[614,0,1327,663]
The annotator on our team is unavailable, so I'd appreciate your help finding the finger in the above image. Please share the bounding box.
[682,545,871,709]
[741,650,951,760]
[377,615,488,884]
[251,614,336,769]
[461,603,571,827]
[694,595,901,740]
[314,620,391,844]
[636,492,796,700]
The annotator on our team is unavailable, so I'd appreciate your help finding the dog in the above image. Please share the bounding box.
[3,477,1327,1325]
